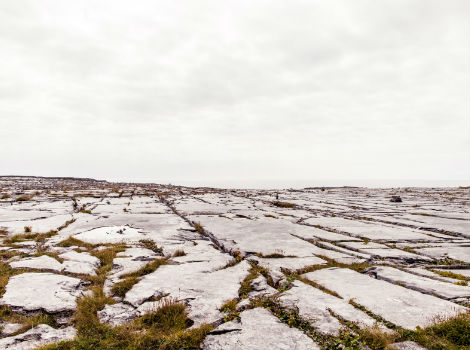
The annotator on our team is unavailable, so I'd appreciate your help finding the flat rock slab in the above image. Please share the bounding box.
[59,250,101,275]
[73,225,147,244]
[125,261,251,326]
[303,217,438,241]
[289,225,361,242]
[414,246,470,263]
[319,242,371,259]
[0,322,23,336]
[390,341,429,350]
[62,214,194,245]
[0,273,84,313]
[189,215,329,257]
[0,214,74,235]
[10,255,63,272]
[0,324,76,350]
[368,266,470,300]
[303,268,467,329]
[202,308,320,350]
[401,214,470,237]
[280,280,378,335]
[97,303,138,326]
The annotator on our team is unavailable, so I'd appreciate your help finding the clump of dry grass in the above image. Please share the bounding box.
[57,237,95,249]
[16,195,33,202]
[122,258,167,279]
[271,201,296,208]
[193,222,205,235]
[139,239,163,254]
[37,292,212,350]
[111,276,139,297]
[172,249,186,257]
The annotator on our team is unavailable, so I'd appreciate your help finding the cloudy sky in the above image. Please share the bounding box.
[0,0,468,187]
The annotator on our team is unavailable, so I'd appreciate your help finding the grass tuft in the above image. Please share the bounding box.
[111,276,139,297]
[139,239,163,254]
[172,249,186,257]
[271,201,296,208]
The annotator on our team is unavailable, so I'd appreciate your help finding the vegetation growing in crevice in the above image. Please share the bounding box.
[0,305,57,336]
[139,239,163,254]
[431,269,469,281]
[37,294,213,350]
[271,201,296,208]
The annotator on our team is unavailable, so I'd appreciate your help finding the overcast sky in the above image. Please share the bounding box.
[0,0,468,187]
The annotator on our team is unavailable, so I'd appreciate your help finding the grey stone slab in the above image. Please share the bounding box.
[303,268,467,329]
[125,261,251,326]
[202,308,320,350]
[0,273,84,313]
[280,280,378,335]
[368,266,470,299]
[0,324,76,350]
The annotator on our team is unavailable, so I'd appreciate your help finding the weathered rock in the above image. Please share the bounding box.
[202,308,320,350]
[59,251,101,275]
[73,225,147,244]
[125,261,251,326]
[390,196,402,203]
[414,246,470,263]
[303,217,438,241]
[0,322,23,336]
[97,303,138,326]
[303,268,467,329]
[10,255,63,272]
[0,273,84,313]
[0,324,76,350]
[247,275,278,298]
[390,341,428,350]
[280,280,379,335]
[366,266,470,299]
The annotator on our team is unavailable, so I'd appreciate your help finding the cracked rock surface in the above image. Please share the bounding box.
[0,177,469,349]
[0,324,76,350]
[202,308,320,350]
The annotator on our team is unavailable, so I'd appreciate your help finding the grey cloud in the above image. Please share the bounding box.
[0,0,468,185]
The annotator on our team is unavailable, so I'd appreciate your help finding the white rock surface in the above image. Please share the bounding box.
[73,225,147,244]
[390,341,429,350]
[280,280,379,335]
[0,273,83,313]
[202,308,320,350]
[414,246,470,263]
[247,275,278,298]
[59,250,101,275]
[125,261,251,326]
[0,322,23,336]
[97,303,138,326]
[303,268,467,329]
[9,255,63,272]
[0,214,74,235]
[303,217,439,241]
[367,266,470,299]
[0,324,76,350]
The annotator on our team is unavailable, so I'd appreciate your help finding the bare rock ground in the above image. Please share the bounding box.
[0,176,468,349]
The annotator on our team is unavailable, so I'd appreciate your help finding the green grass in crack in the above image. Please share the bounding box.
[110,258,168,297]
[37,294,212,350]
